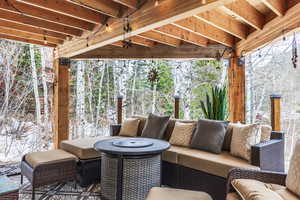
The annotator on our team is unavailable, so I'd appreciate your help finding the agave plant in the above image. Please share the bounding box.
[200,85,228,120]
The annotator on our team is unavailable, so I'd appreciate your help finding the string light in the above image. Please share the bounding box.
[155,0,159,7]
[43,36,48,45]
[105,24,112,32]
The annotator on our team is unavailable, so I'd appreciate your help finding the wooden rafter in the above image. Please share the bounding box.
[173,16,235,47]
[0,1,94,31]
[69,0,120,18]
[17,0,106,24]
[236,2,300,54]
[261,0,286,16]
[0,10,82,36]
[0,33,56,47]
[222,0,265,30]
[155,24,208,47]
[195,10,248,39]
[130,36,155,47]
[0,19,68,40]
[0,26,63,44]
[139,31,181,47]
[58,0,237,57]
[113,0,137,9]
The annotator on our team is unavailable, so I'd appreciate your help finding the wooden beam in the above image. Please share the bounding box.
[113,0,137,9]
[0,19,68,40]
[270,95,281,131]
[70,0,120,18]
[139,30,181,47]
[222,0,265,30]
[0,26,63,44]
[236,2,300,54]
[17,0,107,24]
[261,0,286,16]
[0,10,82,36]
[53,58,70,149]
[0,33,56,47]
[173,16,235,47]
[130,36,155,47]
[0,0,94,31]
[71,43,226,59]
[111,41,123,47]
[228,54,245,123]
[155,24,208,47]
[57,0,237,57]
[195,10,248,39]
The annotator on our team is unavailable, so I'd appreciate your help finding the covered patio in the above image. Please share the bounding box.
[0,0,299,200]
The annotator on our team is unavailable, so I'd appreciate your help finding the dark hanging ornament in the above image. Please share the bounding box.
[122,40,132,48]
[292,32,298,69]
[148,68,159,89]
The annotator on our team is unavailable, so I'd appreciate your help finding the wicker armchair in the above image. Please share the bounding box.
[226,168,287,195]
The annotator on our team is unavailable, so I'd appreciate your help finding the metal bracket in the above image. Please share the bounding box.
[59,57,71,67]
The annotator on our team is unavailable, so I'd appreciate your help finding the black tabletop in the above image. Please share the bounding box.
[94,137,170,156]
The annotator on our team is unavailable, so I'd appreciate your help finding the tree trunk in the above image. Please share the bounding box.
[40,47,49,127]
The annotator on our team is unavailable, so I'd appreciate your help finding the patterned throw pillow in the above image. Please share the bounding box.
[119,118,140,137]
[230,123,260,161]
[286,139,300,197]
[260,125,272,142]
[169,122,195,147]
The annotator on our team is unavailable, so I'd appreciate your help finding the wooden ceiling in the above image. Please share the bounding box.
[0,0,299,58]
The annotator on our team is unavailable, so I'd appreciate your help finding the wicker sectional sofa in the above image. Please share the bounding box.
[60,116,285,200]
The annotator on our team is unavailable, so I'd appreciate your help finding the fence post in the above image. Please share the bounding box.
[174,95,180,119]
[117,96,123,124]
[270,94,281,131]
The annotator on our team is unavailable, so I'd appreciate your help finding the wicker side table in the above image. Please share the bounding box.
[0,175,19,200]
[94,138,170,200]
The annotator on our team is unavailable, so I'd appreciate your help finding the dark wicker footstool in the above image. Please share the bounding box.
[20,150,77,200]
[94,138,170,200]
[0,175,19,200]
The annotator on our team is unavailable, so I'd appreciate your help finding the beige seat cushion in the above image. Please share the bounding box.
[25,149,77,168]
[231,179,284,200]
[176,147,259,178]
[119,118,140,137]
[276,188,300,200]
[146,187,213,200]
[226,192,242,200]
[162,146,183,163]
[286,139,300,197]
[60,136,121,159]
[169,122,195,147]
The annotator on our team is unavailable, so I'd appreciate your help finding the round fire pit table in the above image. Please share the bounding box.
[94,137,170,200]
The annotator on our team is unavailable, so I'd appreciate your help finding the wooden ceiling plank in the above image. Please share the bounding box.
[195,10,248,39]
[17,0,106,24]
[155,24,208,47]
[70,0,120,18]
[0,10,82,36]
[58,0,238,57]
[111,41,123,47]
[0,26,63,44]
[0,33,56,47]
[0,19,68,40]
[173,16,235,47]
[138,30,181,47]
[261,0,286,16]
[222,0,265,30]
[0,0,94,31]
[113,0,137,9]
[130,36,155,47]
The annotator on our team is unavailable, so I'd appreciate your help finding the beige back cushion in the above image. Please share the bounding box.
[169,122,195,147]
[260,124,272,142]
[286,139,300,197]
[119,118,140,137]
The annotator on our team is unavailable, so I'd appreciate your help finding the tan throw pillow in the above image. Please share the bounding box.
[119,118,140,137]
[260,125,272,142]
[169,122,195,147]
[230,123,260,161]
[286,139,300,197]
[231,179,284,200]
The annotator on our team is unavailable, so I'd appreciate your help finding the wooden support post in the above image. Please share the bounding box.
[228,55,246,123]
[270,94,281,131]
[53,57,70,149]
[117,96,123,124]
[174,95,180,119]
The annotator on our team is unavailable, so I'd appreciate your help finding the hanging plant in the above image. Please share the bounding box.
[292,32,298,69]
[148,68,159,89]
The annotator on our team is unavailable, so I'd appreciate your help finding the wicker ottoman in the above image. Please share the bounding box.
[20,149,77,200]
[146,187,213,200]
[0,175,19,200]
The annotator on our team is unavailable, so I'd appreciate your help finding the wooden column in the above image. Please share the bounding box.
[228,55,246,123]
[53,57,70,149]
[174,95,180,119]
[117,96,123,124]
[270,95,281,131]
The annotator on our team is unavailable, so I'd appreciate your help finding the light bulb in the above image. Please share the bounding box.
[155,0,159,7]
[106,24,112,32]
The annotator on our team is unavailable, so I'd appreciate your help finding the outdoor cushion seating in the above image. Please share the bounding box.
[146,187,213,200]
[21,149,77,200]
